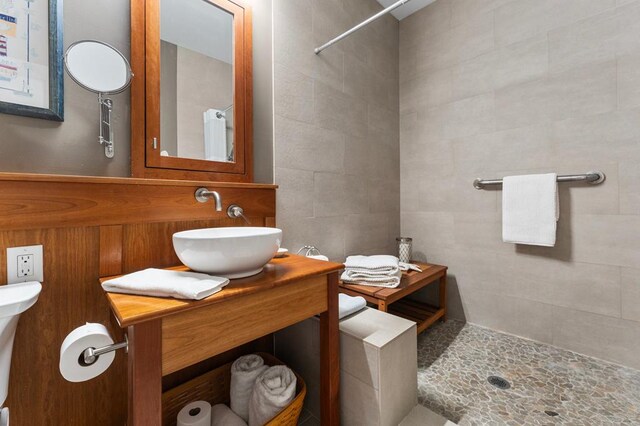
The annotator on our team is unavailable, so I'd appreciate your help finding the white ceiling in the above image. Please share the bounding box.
[376,0,437,20]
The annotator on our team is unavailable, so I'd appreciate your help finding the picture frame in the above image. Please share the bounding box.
[0,0,63,121]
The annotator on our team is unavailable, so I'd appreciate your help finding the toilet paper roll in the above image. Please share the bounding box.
[177,401,212,426]
[59,323,115,383]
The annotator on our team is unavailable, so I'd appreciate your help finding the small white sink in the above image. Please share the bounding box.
[1,281,42,408]
[173,227,282,279]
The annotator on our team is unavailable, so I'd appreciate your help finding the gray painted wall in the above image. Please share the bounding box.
[0,0,273,181]
[0,0,131,177]
[400,0,640,369]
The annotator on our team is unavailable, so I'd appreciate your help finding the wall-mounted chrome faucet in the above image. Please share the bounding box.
[195,188,222,211]
[227,204,251,224]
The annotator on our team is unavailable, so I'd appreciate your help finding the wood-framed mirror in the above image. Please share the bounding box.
[131,0,253,182]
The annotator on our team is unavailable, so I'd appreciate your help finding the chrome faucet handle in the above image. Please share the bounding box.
[227,205,250,224]
[195,188,222,211]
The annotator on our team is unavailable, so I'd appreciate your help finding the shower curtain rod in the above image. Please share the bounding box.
[314,0,412,54]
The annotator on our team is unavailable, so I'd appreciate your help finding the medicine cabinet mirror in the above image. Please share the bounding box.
[131,0,252,182]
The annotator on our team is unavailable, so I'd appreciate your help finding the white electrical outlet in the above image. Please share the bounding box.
[7,245,43,284]
[17,254,34,277]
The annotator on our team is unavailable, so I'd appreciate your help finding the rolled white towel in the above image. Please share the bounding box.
[341,269,402,288]
[399,262,422,273]
[101,268,229,300]
[211,404,248,426]
[343,255,400,276]
[307,254,329,261]
[339,293,366,319]
[230,355,268,422]
[248,366,297,426]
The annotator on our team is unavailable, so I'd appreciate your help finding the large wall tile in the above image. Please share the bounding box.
[498,254,622,317]
[315,81,368,139]
[400,67,453,114]
[314,172,349,217]
[618,53,640,110]
[495,60,616,130]
[401,211,456,255]
[463,290,555,344]
[494,0,615,46]
[551,108,640,162]
[449,0,513,29]
[274,64,314,123]
[420,92,495,141]
[452,124,553,174]
[552,307,640,369]
[416,13,494,73]
[620,160,640,214]
[275,167,315,218]
[571,214,640,268]
[621,267,640,322]
[345,213,394,255]
[275,116,345,173]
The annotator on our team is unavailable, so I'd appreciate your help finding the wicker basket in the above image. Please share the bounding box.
[162,352,306,426]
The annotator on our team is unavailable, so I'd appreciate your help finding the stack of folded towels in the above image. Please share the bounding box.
[341,255,403,288]
[209,354,297,426]
[341,255,422,289]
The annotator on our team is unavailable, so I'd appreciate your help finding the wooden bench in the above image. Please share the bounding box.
[339,262,447,334]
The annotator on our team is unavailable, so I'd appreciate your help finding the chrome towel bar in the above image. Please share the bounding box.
[473,171,606,190]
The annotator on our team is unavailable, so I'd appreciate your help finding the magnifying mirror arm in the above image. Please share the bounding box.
[98,94,115,159]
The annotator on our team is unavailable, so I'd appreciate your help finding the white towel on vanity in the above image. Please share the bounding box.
[230,355,268,422]
[338,293,367,319]
[101,268,229,300]
[249,366,297,426]
[211,404,248,426]
[502,173,559,247]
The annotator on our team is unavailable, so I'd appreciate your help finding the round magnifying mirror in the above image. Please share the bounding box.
[64,40,132,94]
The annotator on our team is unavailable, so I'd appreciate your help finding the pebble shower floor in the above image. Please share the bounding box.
[417,320,640,425]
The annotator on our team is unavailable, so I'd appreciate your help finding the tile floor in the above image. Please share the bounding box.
[417,320,640,425]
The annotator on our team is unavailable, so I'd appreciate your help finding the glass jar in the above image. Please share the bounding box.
[396,237,412,263]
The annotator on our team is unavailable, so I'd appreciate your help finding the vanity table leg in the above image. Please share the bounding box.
[127,319,163,426]
[320,271,340,425]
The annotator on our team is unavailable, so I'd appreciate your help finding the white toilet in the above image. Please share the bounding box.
[0,281,42,426]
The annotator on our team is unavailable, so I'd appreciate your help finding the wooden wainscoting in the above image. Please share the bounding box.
[0,173,276,426]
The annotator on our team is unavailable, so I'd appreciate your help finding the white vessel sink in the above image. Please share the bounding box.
[173,227,282,279]
[1,281,42,408]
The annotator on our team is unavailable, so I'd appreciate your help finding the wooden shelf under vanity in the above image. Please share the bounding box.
[100,254,343,426]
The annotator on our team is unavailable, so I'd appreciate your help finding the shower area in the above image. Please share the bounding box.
[273,0,640,423]
[399,0,640,424]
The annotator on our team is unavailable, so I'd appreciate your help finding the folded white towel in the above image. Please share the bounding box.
[339,293,366,319]
[211,404,248,426]
[249,366,297,426]
[230,355,268,422]
[502,173,559,247]
[101,268,229,300]
[344,255,400,275]
[340,269,402,288]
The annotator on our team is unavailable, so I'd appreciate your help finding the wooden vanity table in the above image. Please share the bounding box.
[101,254,342,426]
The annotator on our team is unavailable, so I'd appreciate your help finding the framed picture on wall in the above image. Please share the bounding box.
[0,0,63,121]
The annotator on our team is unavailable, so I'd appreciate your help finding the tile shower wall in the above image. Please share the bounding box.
[400,0,640,369]
[274,0,400,260]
